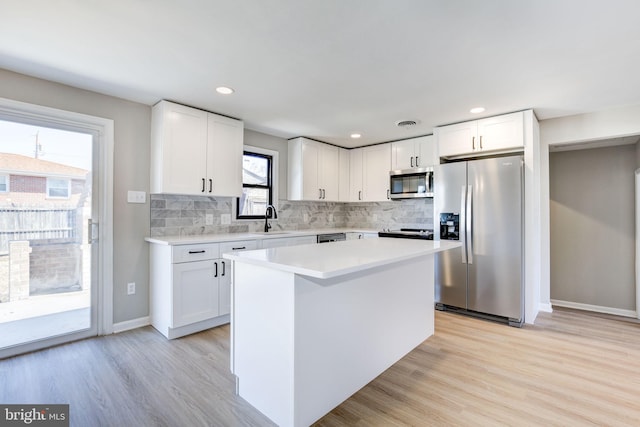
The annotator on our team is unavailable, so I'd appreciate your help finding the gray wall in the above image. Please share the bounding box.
[0,68,151,324]
[549,144,636,310]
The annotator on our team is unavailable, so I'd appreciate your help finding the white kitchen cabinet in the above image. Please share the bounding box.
[172,259,219,328]
[349,144,392,202]
[218,240,258,316]
[436,111,524,159]
[363,144,392,201]
[150,239,256,339]
[151,100,243,196]
[349,148,364,202]
[260,235,317,248]
[392,135,435,170]
[339,147,350,202]
[288,137,341,201]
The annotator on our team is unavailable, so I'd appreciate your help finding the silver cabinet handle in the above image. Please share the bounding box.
[410,156,414,168]
[222,261,226,277]
[232,246,246,250]
[322,189,326,199]
[472,136,476,150]
[188,250,205,254]
[479,135,483,150]
[209,179,213,193]
[214,261,218,278]
[358,190,362,200]
[466,184,473,265]
[202,178,206,192]
[319,188,322,199]
[415,156,419,166]
[387,189,390,199]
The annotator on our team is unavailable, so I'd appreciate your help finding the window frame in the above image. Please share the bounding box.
[46,176,71,199]
[235,145,279,221]
[0,174,9,193]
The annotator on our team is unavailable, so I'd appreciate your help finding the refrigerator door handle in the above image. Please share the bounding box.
[466,184,473,264]
[460,185,467,264]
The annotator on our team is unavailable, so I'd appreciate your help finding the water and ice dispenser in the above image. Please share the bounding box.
[439,213,460,240]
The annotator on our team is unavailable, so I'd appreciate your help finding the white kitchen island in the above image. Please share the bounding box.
[223,238,460,427]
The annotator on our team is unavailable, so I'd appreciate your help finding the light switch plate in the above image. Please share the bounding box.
[205,214,214,225]
[221,214,231,225]
[127,191,146,204]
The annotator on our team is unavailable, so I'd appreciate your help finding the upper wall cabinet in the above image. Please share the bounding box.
[151,100,243,196]
[350,144,392,202]
[288,137,341,201]
[436,111,524,159]
[392,135,435,170]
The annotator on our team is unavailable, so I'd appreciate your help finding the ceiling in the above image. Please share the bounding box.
[1,1,640,148]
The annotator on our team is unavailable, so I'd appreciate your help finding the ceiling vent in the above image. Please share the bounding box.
[396,119,420,128]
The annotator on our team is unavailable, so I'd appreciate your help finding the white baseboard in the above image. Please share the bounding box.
[538,302,553,313]
[551,299,637,318]
[112,316,151,334]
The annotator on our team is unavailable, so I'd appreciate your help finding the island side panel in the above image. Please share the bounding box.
[293,255,435,427]
[232,262,296,427]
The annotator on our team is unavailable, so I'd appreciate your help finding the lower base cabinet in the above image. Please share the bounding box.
[150,240,257,339]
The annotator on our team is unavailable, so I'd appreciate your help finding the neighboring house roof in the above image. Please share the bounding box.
[0,152,88,179]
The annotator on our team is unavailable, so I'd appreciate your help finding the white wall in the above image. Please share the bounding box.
[550,145,636,314]
[0,68,151,324]
[540,104,640,316]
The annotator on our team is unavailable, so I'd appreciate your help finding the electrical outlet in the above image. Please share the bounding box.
[127,282,135,295]
[205,214,214,225]
[303,213,309,223]
[221,214,231,225]
[328,213,334,222]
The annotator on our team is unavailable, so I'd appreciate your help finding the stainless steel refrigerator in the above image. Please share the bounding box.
[434,155,524,327]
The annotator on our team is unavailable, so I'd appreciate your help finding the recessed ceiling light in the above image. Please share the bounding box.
[216,86,235,95]
[470,107,485,114]
[350,133,362,139]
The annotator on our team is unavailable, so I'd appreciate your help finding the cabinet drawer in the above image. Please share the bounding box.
[220,240,259,254]
[172,243,219,263]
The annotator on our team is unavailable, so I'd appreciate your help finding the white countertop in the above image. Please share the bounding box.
[145,228,378,246]
[223,238,461,279]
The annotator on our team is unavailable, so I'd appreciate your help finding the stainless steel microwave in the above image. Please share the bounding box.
[389,167,434,199]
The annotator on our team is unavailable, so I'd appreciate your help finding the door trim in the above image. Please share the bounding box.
[0,97,114,355]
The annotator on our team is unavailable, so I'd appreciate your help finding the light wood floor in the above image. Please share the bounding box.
[1,308,639,426]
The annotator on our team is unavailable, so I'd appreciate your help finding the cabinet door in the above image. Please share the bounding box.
[477,111,524,153]
[218,259,231,316]
[414,135,435,168]
[436,121,477,158]
[207,114,244,197]
[349,149,364,201]
[338,148,350,202]
[391,139,416,170]
[218,240,259,316]
[302,140,321,200]
[319,144,340,201]
[152,101,208,194]
[362,144,391,201]
[172,259,219,328]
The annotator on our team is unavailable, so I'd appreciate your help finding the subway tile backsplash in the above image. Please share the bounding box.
[150,194,434,237]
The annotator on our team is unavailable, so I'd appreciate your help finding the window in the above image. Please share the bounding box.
[46,177,70,198]
[0,175,8,192]
[236,149,275,220]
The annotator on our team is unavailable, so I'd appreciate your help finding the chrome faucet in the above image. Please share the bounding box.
[264,204,278,232]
